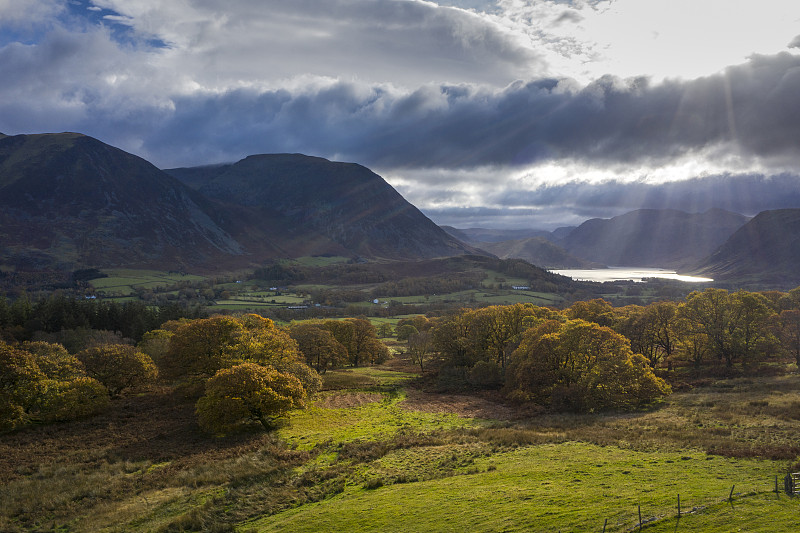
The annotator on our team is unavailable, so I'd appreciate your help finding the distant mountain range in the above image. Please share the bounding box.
[166,154,477,261]
[558,208,750,269]
[457,207,800,288]
[0,133,476,271]
[442,229,595,269]
[3,131,800,288]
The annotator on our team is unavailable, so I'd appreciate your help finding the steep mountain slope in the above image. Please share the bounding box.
[168,154,478,260]
[692,209,800,285]
[470,237,597,269]
[0,133,244,270]
[559,208,749,268]
[0,134,480,270]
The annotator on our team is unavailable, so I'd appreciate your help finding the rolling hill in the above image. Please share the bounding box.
[440,226,552,243]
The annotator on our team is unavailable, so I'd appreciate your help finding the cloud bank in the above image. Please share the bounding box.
[2,0,800,228]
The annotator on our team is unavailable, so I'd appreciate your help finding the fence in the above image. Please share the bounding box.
[785,472,800,497]
[599,475,799,532]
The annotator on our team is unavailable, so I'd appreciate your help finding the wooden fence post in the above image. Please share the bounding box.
[677,494,681,518]
[638,504,642,531]
[729,485,735,503]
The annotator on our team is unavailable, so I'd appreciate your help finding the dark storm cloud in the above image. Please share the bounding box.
[3,2,800,171]
[114,51,800,169]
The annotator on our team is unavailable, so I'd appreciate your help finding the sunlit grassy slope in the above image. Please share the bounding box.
[240,369,800,533]
[244,442,794,533]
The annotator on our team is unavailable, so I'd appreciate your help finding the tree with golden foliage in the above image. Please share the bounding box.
[0,341,43,430]
[163,314,319,392]
[288,323,347,373]
[196,362,306,434]
[322,318,389,366]
[505,319,670,411]
[1,340,108,430]
[78,344,158,397]
[162,315,244,382]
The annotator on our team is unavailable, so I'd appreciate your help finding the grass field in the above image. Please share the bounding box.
[375,289,563,307]
[2,366,800,532]
[246,443,793,533]
[90,269,205,296]
[292,256,352,267]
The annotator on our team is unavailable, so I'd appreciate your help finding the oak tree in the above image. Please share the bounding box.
[196,362,306,434]
[78,344,158,397]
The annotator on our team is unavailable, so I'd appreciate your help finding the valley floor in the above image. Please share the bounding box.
[2,365,800,532]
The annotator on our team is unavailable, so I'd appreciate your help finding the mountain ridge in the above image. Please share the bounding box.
[0,133,478,271]
[168,154,479,261]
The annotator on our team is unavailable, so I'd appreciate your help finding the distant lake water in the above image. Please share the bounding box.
[550,267,713,283]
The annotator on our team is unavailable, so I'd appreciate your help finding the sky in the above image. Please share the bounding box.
[2,0,800,229]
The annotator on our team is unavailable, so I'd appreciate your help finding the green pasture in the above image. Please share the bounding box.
[90,269,205,296]
[292,256,352,267]
[244,442,793,533]
[379,289,563,306]
[4,363,800,533]
[280,391,479,451]
[480,269,530,287]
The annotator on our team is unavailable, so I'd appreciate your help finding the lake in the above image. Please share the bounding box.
[550,267,713,283]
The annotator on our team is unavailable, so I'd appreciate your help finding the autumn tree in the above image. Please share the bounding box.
[0,341,44,430]
[21,341,85,380]
[137,328,174,368]
[162,315,244,382]
[395,324,419,342]
[673,313,710,369]
[778,309,800,367]
[431,312,473,367]
[323,318,388,366]
[36,377,109,423]
[78,344,158,397]
[407,330,433,373]
[1,340,108,430]
[614,302,678,369]
[376,322,394,338]
[565,298,616,327]
[728,290,778,367]
[196,362,306,434]
[432,304,559,373]
[505,319,670,411]
[678,289,737,367]
[678,289,777,368]
[164,314,321,395]
[288,323,347,373]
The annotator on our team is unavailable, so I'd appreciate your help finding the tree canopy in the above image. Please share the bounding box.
[196,362,306,434]
[1,340,109,431]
